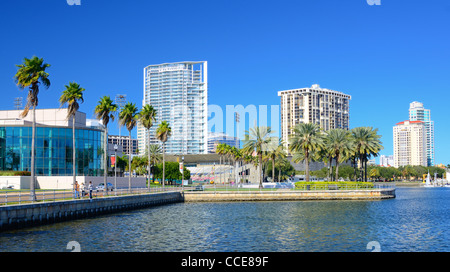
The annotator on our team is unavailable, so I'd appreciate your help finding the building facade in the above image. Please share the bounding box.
[278,84,351,151]
[207,132,240,153]
[137,61,208,155]
[393,120,427,168]
[409,101,434,166]
[0,109,105,176]
[108,135,138,155]
[379,155,394,167]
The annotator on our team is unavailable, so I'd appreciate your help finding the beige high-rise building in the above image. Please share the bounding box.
[393,120,427,168]
[278,84,351,151]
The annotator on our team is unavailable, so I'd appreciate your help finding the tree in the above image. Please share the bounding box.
[119,102,139,192]
[59,82,85,196]
[289,123,324,182]
[147,144,162,183]
[325,129,353,181]
[156,121,172,189]
[138,104,157,189]
[264,138,286,182]
[14,56,51,201]
[94,96,117,195]
[242,126,274,189]
[351,127,383,181]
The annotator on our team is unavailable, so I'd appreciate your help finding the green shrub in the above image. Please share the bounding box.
[294,181,374,190]
[0,171,31,176]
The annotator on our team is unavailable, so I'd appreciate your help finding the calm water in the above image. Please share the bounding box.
[1,187,450,252]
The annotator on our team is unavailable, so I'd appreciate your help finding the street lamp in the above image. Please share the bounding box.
[114,144,118,196]
[182,155,184,190]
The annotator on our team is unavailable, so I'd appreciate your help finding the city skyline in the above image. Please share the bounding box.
[0,1,449,164]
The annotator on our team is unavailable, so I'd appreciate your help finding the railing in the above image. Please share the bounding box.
[0,186,183,206]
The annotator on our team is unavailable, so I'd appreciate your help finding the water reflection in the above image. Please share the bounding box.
[1,188,450,252]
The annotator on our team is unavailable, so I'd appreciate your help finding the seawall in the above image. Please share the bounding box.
[0,192,183,232]
[184,188,396,202]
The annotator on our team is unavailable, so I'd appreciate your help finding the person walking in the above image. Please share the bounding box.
[74,180,79,199]
[88,181,93,201]
[80,182,85,198]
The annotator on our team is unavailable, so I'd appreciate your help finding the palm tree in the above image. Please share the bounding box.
[147,144,162,183]
[215,143,228,184]
[14,56,50,201]
[265,138,286,182]
[289,123,324,182]
[325,129,353,181]
[242,126,274,189]
[59,82,85,195]
[94,96,117,195]
[138,104,157,190]
[119,102,140,192]
[351,127,383,181]
[156,121,172,189]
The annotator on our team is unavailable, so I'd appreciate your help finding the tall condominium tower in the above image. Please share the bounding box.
[137,61,208,155]
[409,101,434,166]
[278,84,351,151]
[393,120,427,168]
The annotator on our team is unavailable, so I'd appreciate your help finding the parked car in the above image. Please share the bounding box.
[96,182,114,192]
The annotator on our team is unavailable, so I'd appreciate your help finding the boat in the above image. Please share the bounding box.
[423,171,435,187]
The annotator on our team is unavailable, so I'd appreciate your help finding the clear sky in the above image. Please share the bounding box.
[0,0,449,164]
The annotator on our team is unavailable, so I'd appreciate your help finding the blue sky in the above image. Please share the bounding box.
[0,0,449,164]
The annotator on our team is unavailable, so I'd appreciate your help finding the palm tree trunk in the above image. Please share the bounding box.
[128,130,132,192]
[162,142,165,190]
[72,115,76,197]
[305,150,310,182]
[258,153,263,189]
[272,158,275,182]
[147,131,150,191]
[30,104,36,202]
[335,154,340,182]
[104,126,108,196]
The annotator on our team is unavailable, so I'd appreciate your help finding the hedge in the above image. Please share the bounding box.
[295,181,374,190]
[0,171,31,176]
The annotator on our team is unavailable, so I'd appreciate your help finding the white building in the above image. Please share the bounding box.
[409,101,434,166]
[278,84,351,151]
[393,120,427,168]
[379,155,394,167]
[137,61,208,155]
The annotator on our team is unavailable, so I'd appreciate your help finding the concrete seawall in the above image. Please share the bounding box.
[184,188,396,202]
[0,192,183,232]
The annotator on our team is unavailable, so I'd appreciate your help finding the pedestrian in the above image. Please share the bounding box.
[80,182,85,198]
[88,181,93,201]
[74,180,79,199]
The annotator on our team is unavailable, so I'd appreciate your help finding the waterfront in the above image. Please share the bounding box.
[0,187,449,252]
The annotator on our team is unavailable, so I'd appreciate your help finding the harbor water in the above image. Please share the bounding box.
[1,187,449,252]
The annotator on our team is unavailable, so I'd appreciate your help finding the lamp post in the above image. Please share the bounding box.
[181,155,184,191]
[114,144,118,196]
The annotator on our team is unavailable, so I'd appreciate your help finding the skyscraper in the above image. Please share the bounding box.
[137,61,208,155]
[409,101,434,166]
[393,120,427,168]
[278,84,351,151]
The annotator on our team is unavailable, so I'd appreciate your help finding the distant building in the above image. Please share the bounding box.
[379,155,394,167]
[137,61,208,155]
[393,120,427,168]
[108,135,138,156]
[278,84,351,151]
[409,101,434,166]
[207,132,240,153]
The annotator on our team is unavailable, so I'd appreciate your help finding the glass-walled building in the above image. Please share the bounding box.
[137,61,208,155]
[0,109,105,176]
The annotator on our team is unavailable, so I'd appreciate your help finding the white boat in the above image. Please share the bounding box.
[423,171,435,187]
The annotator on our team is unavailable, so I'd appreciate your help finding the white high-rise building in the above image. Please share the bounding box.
[278,84,351,151]
[393,120,427,168]
[409,101,434,166]
[137,61,208,155]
